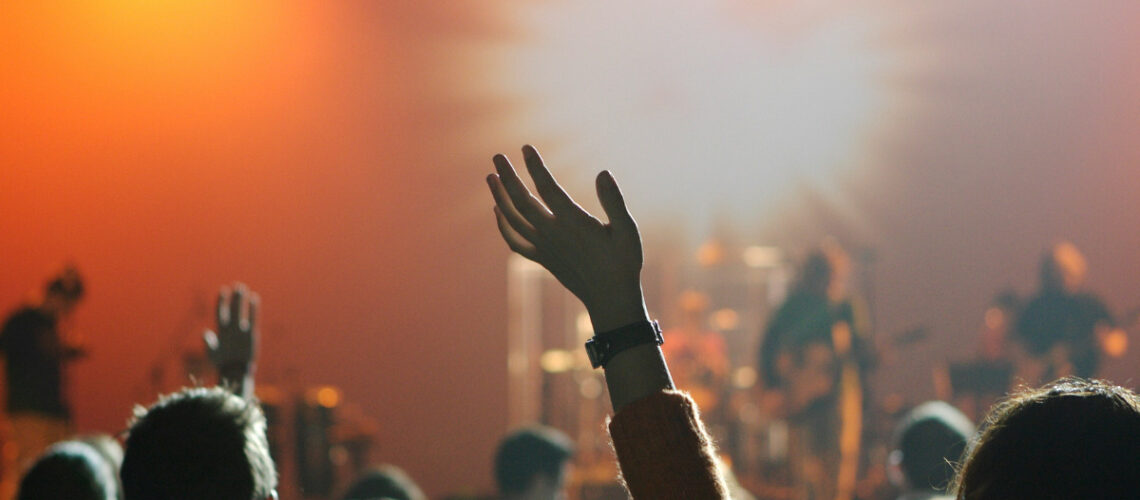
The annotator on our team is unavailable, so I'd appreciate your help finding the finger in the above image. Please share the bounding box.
[521,145,586,217]
[230,283,247,329]
[245,292,259,333]
[596,170,638,232]
[487,174,539,242]
[495,206,539,260]
[203,329,219,352]
[493,154,553,225]
[216,287,230,327]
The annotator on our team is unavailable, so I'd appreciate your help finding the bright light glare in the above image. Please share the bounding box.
[478,1,894,228]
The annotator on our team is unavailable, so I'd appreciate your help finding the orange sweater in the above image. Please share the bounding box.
[607,390,731,499]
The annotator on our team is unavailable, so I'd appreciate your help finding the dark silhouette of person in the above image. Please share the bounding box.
[888,401,973,500]
[954,378,1140,499]
[0,266,87,495]
[121,284,277,500]
[1015,242,1118,381]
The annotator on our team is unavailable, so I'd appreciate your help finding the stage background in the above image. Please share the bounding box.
[3,1,1139,496]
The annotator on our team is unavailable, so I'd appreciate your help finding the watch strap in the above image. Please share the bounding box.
[585,320,663,369]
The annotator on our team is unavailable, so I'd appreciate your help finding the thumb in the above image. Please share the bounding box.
[203,330,219,353]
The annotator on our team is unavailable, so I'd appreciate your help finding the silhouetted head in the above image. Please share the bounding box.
[494,426,574,500]
[889,401,974,494]
[796,251,833,297]
[342,464,425,500]
[1039,241,1087,293]
[954,378,1140,499]
[121,387,277,500]
[42,265,84,317]
[796,240,851,301]
[17,440,119,500]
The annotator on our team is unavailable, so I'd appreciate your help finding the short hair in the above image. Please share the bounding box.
[494,426,574,495]
[17,441,119,500]
[954,378,1140,499]
[121,387,276,500]
[892,401,974,492]
[342,464,426,500]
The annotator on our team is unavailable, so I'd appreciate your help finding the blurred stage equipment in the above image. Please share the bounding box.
[295,385,340,497]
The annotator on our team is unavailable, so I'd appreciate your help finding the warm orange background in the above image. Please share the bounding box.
[3,2,1140,497]
[1,3,514,496]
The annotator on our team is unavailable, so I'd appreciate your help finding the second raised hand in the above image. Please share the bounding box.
[486,145,648,332]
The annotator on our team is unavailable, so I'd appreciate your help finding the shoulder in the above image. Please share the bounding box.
[2,307,46,331]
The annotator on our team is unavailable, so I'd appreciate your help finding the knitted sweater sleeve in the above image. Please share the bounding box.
[607,390,731,499]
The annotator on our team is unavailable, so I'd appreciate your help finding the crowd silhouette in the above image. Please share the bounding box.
[2,145,1138,500]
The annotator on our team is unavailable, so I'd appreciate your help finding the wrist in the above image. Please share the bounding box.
[586,288,649,332]
[218,362,252,379]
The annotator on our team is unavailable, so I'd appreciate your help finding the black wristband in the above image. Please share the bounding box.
[585,320,663,369]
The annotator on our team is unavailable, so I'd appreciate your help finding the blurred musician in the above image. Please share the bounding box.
[0,266,87,499]
[1014,242,1122,383]
[758,242,869,500]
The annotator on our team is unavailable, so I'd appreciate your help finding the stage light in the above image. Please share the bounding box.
[732,366,758,389]
[743,245,783,268]
[696,240,726,267]
[540,349,577,373]
[480,1,895,230]
[983,307,1005,330]
[1102,329,1128,358]
[315,386,341,408]
[710,308,740,331]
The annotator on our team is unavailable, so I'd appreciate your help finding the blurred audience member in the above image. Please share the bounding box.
[342,464,426,500]
[16,440,118,500]
[76,434,124,500]
[121,284,277,500]
[888,401,973,500]
[954,378,1140,499]
[494,426,574,500]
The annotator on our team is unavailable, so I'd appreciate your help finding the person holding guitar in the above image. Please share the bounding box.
[758,243,869,500]
[1013,241,1122,384]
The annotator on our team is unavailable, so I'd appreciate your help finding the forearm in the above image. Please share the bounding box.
[587,290,675,412]
[218,363,254,399]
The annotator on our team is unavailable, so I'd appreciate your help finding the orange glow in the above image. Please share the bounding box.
[1102,330,1129,359]
[316,386,341,408]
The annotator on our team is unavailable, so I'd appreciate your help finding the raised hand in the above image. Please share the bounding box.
[486,145,648,332]
[204,283,259,396]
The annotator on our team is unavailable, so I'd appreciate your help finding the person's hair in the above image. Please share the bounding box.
[121,386,277,500]
[953,378,1140,499]
[494,426,574,495]
[17,441,119,500]
[892,401,974,493]
[78,434,125,500]
[342,464,426,500]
